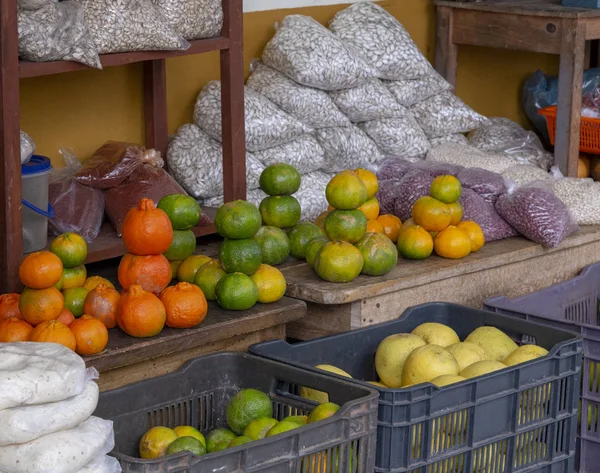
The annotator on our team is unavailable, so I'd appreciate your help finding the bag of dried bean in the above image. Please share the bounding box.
[459,188,518,242]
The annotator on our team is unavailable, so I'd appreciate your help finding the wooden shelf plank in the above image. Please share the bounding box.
[18,37,230,79]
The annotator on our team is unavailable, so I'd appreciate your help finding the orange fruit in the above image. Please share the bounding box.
[358,197,380,221]
[118,253,172,295]
[56,308,75,326]
[19,287,64,326]
[430,175,462,204]
[19,251,63,289]
[83,276,115,291]
[377,214,402,243]
[412,196,451,232]
[29,320,76,351]
[354,168,379,199]
[0,316,33,342]
[160,282,208,329]
[69,315,109,356]
[0,293,21,320]
[323,209,367,244]
[61,265,87,290]
[83,283,121,329]
[122,198,174,256]
[177,255,211,284]
[397,225,434,260]
[49,232,87,268]
[116,285,166,338]
[366,220,385,233]
[170,260,182,280]
[457,221,485,252]
[434,226,472,259]
[448,202,463,226]
[314,211,329,229]
[326,170,368,210]
[355,233,398,276]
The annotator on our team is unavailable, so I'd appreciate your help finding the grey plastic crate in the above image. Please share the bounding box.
[94,352,378,473]
[249,302,583,473]
[485,262,600,473]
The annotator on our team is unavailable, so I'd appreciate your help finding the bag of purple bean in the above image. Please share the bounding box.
[375,157,414,181]
[495,182,578,248]
[459,188,518,242]
[376,179,402,215]
[457,167,506,205]
[393,170,435,221]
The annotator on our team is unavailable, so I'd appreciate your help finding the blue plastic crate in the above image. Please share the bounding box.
[250,302,582,473]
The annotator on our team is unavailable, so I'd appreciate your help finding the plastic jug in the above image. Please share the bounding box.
[21,155,54,253]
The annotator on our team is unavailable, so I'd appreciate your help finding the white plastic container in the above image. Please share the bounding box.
[21,155,53,253]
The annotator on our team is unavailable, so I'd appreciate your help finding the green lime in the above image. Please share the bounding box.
[173,426,206,447]
[62,287,89,317]
[253,226,290,266]
[305,237,329,267]
[259,163,301,196]
[288,223,325,259]
[49,233,88,268]
[194,259,226,301]
[163,230,196,261]
[157,194,202,230]
[166,436,206,456]
[215,273,258,311]
[243,417,278,440]
[265,421,300,437]
[226,388,273,435]
[206,428,237,453]
[259,196,301,229]
[281,415,308,426]
[213,440,230,452]
[215,200,262,239]
[228,436,253,448]
[219,239,262,275]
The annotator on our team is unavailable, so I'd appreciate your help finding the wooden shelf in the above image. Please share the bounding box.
[19,37,231,79]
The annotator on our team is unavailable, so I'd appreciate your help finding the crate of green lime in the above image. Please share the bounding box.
[95,352,378,472]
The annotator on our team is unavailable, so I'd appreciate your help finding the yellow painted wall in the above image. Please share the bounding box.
[20,0,560,167]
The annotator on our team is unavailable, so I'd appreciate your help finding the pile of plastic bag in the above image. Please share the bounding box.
[0,343,119,473]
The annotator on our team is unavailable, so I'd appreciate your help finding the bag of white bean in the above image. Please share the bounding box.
[429,134,469,148]
[17,0,53,10]
[167,124,264,199]
[427,142,519,174]
[76,455,121,473]
[495,182,578,248]
[246,63,350,129]
[548,172,600,225]
[359,116,430,160]
[18,0,101,68]
[501,164,553,188]
[457,167,506,205]
[0,417,114,473]
[384,70,453,107]
[194,81,311,152]
[262,15,376,91]
[459,188,518,242]
[252,135,325,175]
[328,79,406,123]
[329,2,433,81]
[411,92,488,138]
[77,0,189,54]
[152,0,222,40]
[316,125,384,172]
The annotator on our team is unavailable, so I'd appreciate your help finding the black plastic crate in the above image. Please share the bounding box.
[485,262,600,473]
[94,352,378,472]
[250,302,583,473]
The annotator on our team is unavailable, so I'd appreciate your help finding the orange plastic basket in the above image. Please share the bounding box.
[539,105,600,154]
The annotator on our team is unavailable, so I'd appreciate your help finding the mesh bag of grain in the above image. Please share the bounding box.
[384,70,453,107]
[459,188,518,242]
[252,135,325,174]
[358,116,430,160]
[316,125,383,172]
[152,0,222,40]
[429,134,469,148]
[427,142,519,174]
[548,167,600,225]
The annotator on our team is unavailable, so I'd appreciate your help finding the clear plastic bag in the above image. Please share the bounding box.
[48,149,105,243]
[427,142,519,174]
[411,92,489,139]
[152,0,222,40]
[74,141,163,190]
[0,343,88,411]
[393,170,435,221]
[0,416,114,473]
[328,79,406,123]
[20,132,35,165]
[501,164,552,188]
[429,133,468,148]
[459,188,518,242]
[457,167,506,205]
[18,0,101,68]
[252,135,325,175]
[384,70,453,107]
[329,2,433,81]
[17,0,55,11]
[76,455,121,473]
[358,116,430,160]
[262,15,376,91]
[194,81,311,152]
[547,166,600,225]
[246,62,350,129]
[316,125,384,172]
[495,182,578,248]
[0,381,99,446]
[376,179,402,215]
[412,160,464,177]
[374,157,414,181]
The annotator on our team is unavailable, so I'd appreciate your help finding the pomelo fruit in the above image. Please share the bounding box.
[431,375,466,387]
[465,326,518,361]
[503,345,548,366]
[375,333,426,388]
[308,402,340,423]
[300,364,352,403]
[411,322,459,347]
[401,345,459,387]
[446,342,487,372]
[460,360,506,379]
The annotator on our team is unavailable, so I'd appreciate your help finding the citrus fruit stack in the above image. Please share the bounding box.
[157,194,202,278]
[258,163,302,230]
[214,200,286,310]
[397,175,485,261]
[138,387,340,459]
[50,233,89,317]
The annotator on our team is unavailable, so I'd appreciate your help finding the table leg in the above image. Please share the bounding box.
[434,5,458,87]
[555,20,586,177]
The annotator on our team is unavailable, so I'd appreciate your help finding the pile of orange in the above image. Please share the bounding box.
[397,175,485,260]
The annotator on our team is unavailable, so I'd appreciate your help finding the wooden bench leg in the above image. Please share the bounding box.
[435,5,458,87]
[556,20,586,177]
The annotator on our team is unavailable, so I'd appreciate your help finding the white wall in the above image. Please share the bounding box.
[244,0,364,12]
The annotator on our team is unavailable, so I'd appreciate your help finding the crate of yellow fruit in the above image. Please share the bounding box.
[250,302,582,473]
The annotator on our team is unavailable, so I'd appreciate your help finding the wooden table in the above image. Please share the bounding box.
[434,0,600,177]
[279,226,600,341]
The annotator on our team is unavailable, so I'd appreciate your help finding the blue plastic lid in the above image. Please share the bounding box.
[22,155,52,176]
